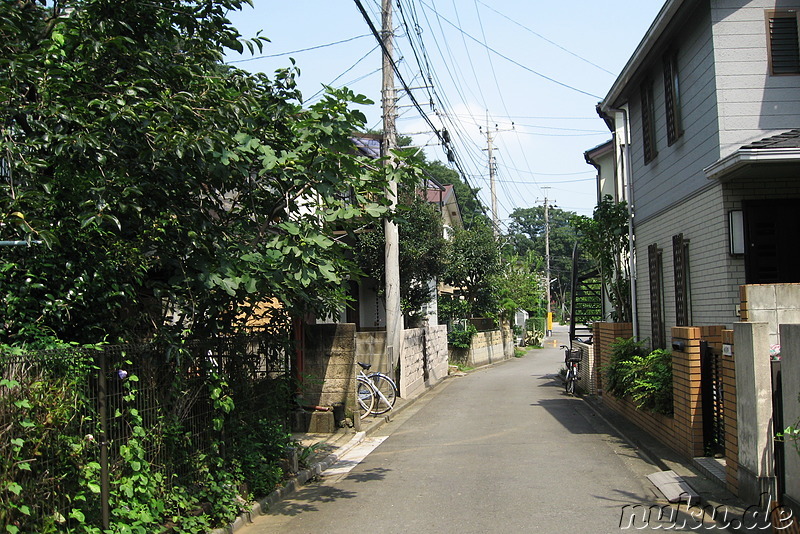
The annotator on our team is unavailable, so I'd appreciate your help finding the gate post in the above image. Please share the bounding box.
[779,324,800,514]
[733,322,776,506]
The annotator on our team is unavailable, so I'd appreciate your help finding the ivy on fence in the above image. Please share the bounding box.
[0,336,295,533]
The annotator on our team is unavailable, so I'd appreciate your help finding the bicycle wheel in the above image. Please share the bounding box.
[356,377,376,418]
[565,368,575,395]
[368,373,397,414]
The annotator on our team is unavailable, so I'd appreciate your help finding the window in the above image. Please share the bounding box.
[768,11,800,75]
[648,243,665,350]
[640,80,657,164]
[673,234,691,327]
[663,51,682,145]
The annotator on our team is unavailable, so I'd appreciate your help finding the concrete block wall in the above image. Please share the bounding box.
[400,328,426,399]
[573,340,596,395]
[424,324,448,385]
[465,330,508,367]
[301,323,357,431]
[355,330,389,374]
[739,283,800,346]
[353,325,448,404]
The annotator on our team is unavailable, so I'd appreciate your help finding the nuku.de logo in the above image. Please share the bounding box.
[619,492,794,530]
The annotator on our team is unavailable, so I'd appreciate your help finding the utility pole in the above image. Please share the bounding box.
[486,113,498,238]
[381,0,402,375]
[542,187,553,337]
[481,114,513,239]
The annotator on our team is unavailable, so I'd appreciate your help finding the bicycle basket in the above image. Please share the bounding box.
[566,349,582,363]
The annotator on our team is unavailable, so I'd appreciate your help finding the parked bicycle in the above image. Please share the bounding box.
[356,361,397,417]
[560,345,581,396]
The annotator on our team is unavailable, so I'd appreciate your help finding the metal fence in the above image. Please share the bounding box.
[1,327,293,532]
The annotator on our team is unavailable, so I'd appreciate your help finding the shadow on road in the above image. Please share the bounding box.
[342,466,391,484]
[529,397,600,434]
[263,466,391,518]
[267,484,359,517]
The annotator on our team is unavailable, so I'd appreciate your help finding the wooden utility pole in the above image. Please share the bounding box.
[486,113,498,238]
[543,187,552,336]
[381,0,402,371]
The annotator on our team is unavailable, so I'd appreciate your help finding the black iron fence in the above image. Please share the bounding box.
[1,327,293,533]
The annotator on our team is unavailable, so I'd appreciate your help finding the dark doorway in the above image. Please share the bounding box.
[743,199,800,284]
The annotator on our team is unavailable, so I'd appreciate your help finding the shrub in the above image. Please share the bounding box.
[604,337,647,397]
[448,323,478,349]
[604,338,673,416]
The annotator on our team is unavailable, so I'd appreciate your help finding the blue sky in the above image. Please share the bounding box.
[224,1,665,226]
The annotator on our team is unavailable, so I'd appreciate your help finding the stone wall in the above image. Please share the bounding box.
[452,328,513,368]
[297,323,357,432]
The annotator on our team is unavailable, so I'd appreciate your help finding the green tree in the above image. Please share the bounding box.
[353,188,447,325]
[506,205,578,318]
[442,219,502,317]
[572,195,631,322]
[494,252,543,320]
[0,0,410,345]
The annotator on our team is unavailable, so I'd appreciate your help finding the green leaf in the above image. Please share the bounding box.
[7,482,22,495]
[69,509,85,522]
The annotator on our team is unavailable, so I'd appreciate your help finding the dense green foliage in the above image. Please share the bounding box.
[447,322,478,349]
[506,205,579,317]
[353,189,447,325]
[1,341,296,533]
[605,337,673,416]
[442,219,502,317]
[572,195,631,321]
[494,252,543,320]
[0,0,413,345]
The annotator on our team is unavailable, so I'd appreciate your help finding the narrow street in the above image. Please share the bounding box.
[241,326,711,534]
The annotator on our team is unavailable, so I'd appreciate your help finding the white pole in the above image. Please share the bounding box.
[382,0,402,373]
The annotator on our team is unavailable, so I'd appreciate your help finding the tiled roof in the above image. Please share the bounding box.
[742,129,800,149]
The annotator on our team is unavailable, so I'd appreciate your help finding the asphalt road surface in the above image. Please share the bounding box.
[241,325,719,533]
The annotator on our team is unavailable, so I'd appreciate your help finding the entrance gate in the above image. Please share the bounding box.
[700,340,725,456]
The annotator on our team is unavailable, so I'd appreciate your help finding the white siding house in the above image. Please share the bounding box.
[595,0,800,347]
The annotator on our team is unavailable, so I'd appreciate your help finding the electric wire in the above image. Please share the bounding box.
[418,0,603,99]
[474,0,615,76]
[226,34,372,63]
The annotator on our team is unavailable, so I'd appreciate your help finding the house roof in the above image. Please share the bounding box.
[425,183,454,204]
[351,135,381,159]
[704,129,800,181]
[599,0,690,112]
[741,129,800,149]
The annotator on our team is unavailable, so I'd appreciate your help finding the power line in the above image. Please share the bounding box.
[226,34,372,63]
[474,0,615,76]
[352,0,490,222]
[418,0,603,99]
